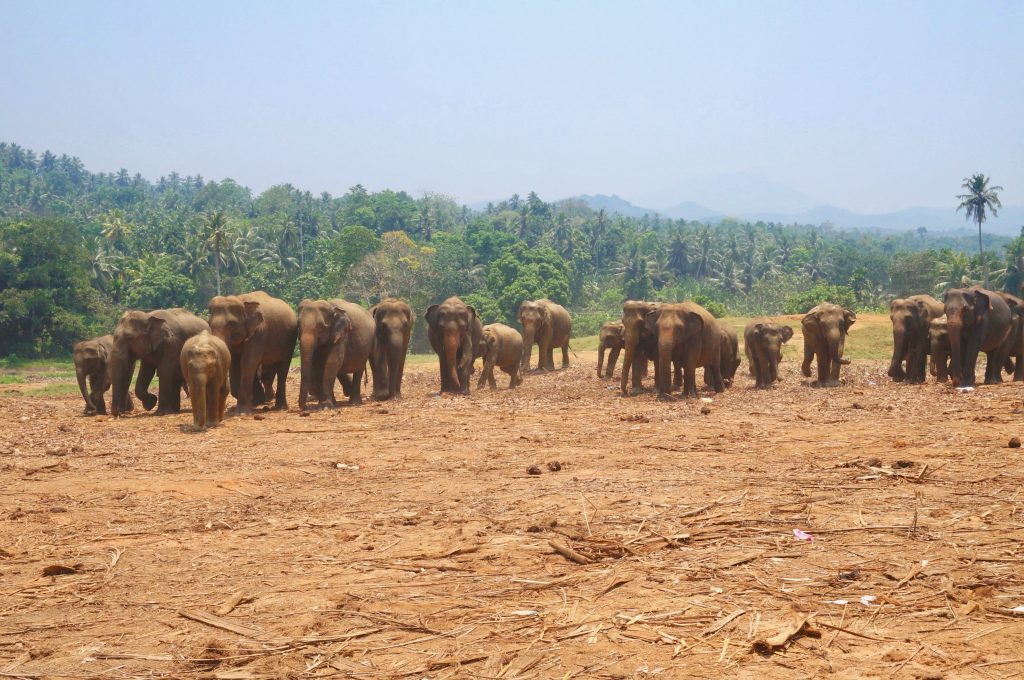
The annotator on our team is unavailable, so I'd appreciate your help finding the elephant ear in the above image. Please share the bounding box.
[781,325,794,342]
[370,304,383,323]
[802,310,819,328]
[752,322,764,338]
[147,316,169,353]
[541,303,552,324]
[684,311,705,339]
[643,309,660,336]
[425,304,440,327]
[843,309,857,329]
[403,305,414,327]
[330,307,351,344]
[974,291,991,318]
[243,301,263,339]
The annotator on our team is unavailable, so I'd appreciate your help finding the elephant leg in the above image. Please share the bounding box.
[236,351,260,414]
[985,348,1006,385]
[135,362,158,411]
[155,360,182,415]
[229,352,242,398]
[673,363,682,389]
[801,343,814,378]
[606,346,620,379]
[561,342,569,368]
[273,361,289,410]
[347,369,364,404]
[1014,353,1024,382]
[707,363,725,393]
[89,372,108,415]
[597,346,605,378]
[682,361,698,398]
[477,357,490,389]
[816,353,830,386]
[338,373,353,399]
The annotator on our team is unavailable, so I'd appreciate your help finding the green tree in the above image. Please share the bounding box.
[201,209,230,295]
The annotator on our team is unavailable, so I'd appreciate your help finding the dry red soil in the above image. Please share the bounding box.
[3,353,1024,679]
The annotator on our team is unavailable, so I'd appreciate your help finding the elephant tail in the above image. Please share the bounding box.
[568,344,579,359]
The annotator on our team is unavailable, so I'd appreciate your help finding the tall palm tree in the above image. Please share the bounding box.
[101,209,132,252]
[201,209,230,295]
[957,173,1003,285]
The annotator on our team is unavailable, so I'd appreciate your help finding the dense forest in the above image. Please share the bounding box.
[1,142,1021,356]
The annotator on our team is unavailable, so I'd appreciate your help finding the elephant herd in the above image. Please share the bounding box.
[72,293,573,430]
[67,285,1024,429]
[887,286,1023,389]
[596,299,842,398]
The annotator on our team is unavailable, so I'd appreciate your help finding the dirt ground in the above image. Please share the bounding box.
[3,340,1024,678]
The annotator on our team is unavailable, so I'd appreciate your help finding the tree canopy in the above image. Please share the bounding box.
[0,141,1019,356]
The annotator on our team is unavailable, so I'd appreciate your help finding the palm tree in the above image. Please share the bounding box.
[934,251,974,293]
[957,173,1003,285]
[101,210,132,252]
[201,209,230,295]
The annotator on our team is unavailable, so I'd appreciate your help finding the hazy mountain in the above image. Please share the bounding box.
[568,194,659,218]
[658,201,723,221]
[648,172,820,215]
[735,205,1024,235]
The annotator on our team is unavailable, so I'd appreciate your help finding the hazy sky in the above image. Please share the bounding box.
[2,0,1021,212]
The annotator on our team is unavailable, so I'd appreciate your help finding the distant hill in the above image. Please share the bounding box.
[734,204,1024,235]
[562,194,658,218]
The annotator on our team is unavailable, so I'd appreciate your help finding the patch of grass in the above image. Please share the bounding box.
[21,383,81,397]
[0,374,25,384]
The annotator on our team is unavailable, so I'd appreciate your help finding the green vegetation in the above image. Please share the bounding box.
[1,142,1019,357]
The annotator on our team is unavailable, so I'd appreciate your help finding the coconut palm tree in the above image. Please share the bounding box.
[934,251,975,293]
[101,209,132,252]
[201,209,230,295]
[957,173,1003,285]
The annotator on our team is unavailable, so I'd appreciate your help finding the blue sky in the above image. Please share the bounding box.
[1,0,1021,212]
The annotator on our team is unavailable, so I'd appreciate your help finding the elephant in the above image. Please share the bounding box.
[645,301,724,398]
[887,294,944,384]
[368,298,413,400]
[478,323,524,389]
[180,331,230,431]
[996,292,1024,382]
[800,303,856,387]
[297,299,375,409]
[715,325,741,388]
[208,291,298,414]
[73,335,123,415]
[596,321,624,379]
[425,296,484,394]
[743,321,794,388]
[109,308,210,417]
[518,299,572,372]
[619,300,660,395]
[929,315,951,383]
[943,286,1012,388]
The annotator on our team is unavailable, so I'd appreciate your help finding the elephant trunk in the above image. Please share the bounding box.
[298,334,317,409]
[443,332,461,391]
[767,352,779,383]
[191,372,207,429]
[657,335,674,394]
[827,327,843,365]
[322,340,345,407]
[888,326,907,379]
[76,364,92,412]
[521,326,535,371]
[109,349,134,417]
[947,316,964,386]
[387,336,404,396]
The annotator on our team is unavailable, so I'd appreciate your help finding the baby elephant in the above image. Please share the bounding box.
[597,321,624,379]
[744,321,794,388]
[74,335,124,415]
[478,323,524,389]
[929,315,950,383]
[180,331,230,431]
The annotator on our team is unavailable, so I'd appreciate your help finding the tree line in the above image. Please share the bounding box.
[0,141,1020,357]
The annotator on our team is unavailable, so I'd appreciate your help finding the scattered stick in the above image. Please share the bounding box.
[215,590,251,616]
[548,540,592,565]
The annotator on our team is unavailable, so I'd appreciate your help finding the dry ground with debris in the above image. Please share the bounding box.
[3,324,1024,678]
